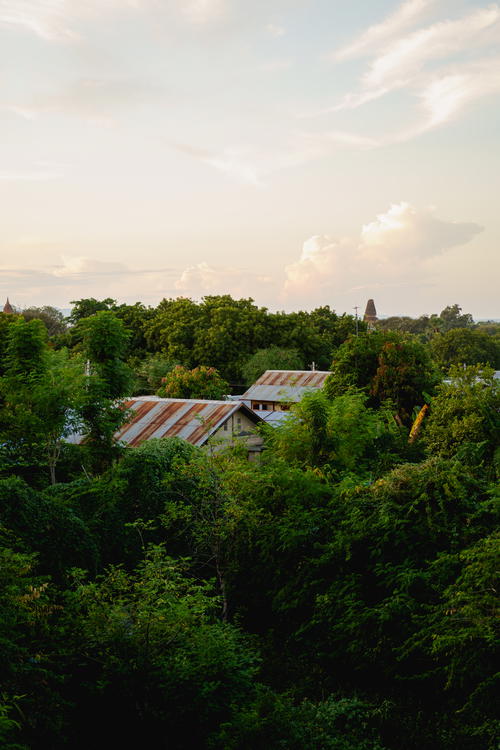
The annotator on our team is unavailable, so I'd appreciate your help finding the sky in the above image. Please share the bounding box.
[0,0,499,318]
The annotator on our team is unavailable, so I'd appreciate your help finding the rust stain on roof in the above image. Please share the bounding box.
[254,370,330,387]
[162,403,207,439]
[127,401,185,446]
[114,400,157,441]
[241,370,330,402]
[189,404,233,445]
[109,398,259,448]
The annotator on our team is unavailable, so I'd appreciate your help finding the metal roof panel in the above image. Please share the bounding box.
[241,370,330,402]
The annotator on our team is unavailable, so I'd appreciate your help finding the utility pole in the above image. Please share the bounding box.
[353,306,359,336]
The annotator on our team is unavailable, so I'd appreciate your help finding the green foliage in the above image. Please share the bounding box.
[266,390,406,475]
[439,303,474,331]
[0,334,84,484]
[21,306,66,337]
[68,297,117,325]
[370,337,439,421]
[145,297,358,382]
[0,295,497,750]
[131,352,179,394]
[217,691,388,750]
[145,296,203,366]
[61,545,260,748]
[325,331,439,423]
[325,332,386,396]
[3,318,47,376]
[157,364,229,400]
[431,328,500,370]
[242,346,304,385]
[113,301,154,353]
[0,477,97,579]
[0,313,20,377]
[423,365,500,469]
[76,312,133,469]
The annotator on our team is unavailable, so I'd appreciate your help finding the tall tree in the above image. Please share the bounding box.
[78,312,133,469]
[438,304,474,331]
[0,320,83,483]
[324,331,439,423]
[21,306,67,337]
[68,297,117,325]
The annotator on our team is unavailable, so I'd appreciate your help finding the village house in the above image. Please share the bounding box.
[237,370,331,418]
[68,396,264,455]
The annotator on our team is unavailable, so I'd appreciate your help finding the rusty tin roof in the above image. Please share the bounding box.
[113,397,262,447]
[240,370,330,404]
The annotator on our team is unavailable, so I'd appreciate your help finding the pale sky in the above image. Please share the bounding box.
[1,0,499,318]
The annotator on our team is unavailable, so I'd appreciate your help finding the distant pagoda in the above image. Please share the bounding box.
[363,299,377,328]
[3,298,14,314]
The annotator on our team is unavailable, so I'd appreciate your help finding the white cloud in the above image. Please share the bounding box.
[418,57,500,129]
[360,202,482,260]
[334,0,434,61]
[0,0,144,41]
[363,5,500,89]
[0,0,225,41]
[173,129,378,186]
[315,3,500,143]
[52,256,130,278]
[284,203,483,302]
[175,261,273,299]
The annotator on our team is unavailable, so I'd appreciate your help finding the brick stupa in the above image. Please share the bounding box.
[363,299,377,327]
[3,298,14,314]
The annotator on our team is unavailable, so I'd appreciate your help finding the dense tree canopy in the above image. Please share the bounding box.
[0,296,497,750]
[431,328,500,369]
[157,364,229,400]
[324,331,439,423]
[21,305,67,337]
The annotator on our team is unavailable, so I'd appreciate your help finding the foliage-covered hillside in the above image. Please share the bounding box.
[0,298,498,749]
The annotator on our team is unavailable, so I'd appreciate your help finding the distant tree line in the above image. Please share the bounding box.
[7,298,499,399]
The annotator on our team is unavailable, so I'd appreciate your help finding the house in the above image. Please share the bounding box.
[68,396,264,455]
[237,370,331,413]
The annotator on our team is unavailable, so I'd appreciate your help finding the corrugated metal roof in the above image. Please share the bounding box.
[259,410,291,426]
[240,370,330,403]
[116,398,262,447]
[69,398,263,448]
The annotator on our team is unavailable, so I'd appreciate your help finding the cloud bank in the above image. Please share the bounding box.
[284,202,483,302]
[0,203,485,313]
[315,1,500,144]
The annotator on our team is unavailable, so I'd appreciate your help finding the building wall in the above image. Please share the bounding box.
[214,410,258,442]
[251,400,290,412]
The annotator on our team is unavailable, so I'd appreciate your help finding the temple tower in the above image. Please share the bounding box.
[3,298,14,314]
[363,299,377,329]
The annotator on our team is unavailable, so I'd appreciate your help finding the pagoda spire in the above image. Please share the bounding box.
[3,298,14,314]
[363,299,377,329]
